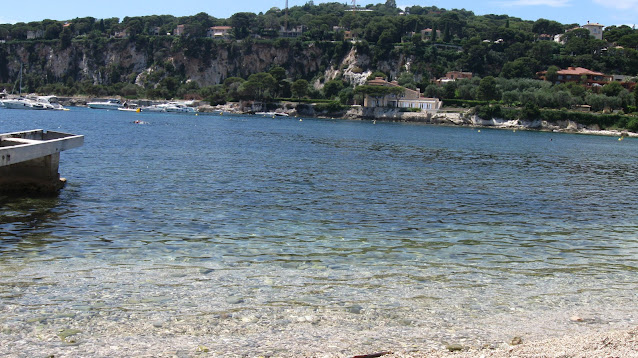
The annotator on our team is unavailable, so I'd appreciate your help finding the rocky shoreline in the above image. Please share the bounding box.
[205,102,637,138]
[53,96,637,138]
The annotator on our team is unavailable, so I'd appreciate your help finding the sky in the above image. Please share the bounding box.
[0,0,636,28]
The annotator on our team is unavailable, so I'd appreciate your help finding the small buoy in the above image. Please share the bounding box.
[136,108,141,113]
[478,130,481,133]
[220,112,223,115]
[373,120,376,124]
[619,137,623,141]
[299,118,302,122]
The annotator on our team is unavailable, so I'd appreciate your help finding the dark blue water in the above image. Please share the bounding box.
[1,107,637,355]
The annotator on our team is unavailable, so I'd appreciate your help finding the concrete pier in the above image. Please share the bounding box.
[0,130,84,195]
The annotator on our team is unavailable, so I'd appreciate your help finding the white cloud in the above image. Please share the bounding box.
[497,0,571,7]
[593,0,638,10]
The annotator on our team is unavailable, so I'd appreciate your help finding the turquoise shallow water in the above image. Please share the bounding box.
[1,108,637,355]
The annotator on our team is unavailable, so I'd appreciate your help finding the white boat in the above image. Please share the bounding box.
[1,97,47,110]
[87,99,123,110]
[255,111,289,117]
[164,102,197,113]
[117,107,141,112]
[33,95,69,111]
[142,102,197,113]
[142,104,169,112]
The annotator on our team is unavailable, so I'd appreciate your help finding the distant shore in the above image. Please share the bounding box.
[47,95,638,138]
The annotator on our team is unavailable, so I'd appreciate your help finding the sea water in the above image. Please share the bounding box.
[1,108,637,356]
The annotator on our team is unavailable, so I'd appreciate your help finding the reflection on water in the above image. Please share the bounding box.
[0,109,637,355]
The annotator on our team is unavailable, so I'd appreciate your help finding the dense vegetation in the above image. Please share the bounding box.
[1,0,638,127]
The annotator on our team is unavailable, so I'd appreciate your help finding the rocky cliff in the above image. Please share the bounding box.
[0,38,408,91]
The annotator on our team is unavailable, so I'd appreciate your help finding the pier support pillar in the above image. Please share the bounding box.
[0,129,83,196]
[0,153,66,194]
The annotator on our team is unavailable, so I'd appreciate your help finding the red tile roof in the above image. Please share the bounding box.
[557,67,606,76]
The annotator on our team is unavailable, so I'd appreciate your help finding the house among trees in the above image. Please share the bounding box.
[207,26,233,39]
[582,21,604,40]
[279,25,304,38]
[174,24,186,37]
[27,29,44,39]
[113,30,128,39]
[420,28,441,41]
[363,77,442,112]
[538,67,612,86]
[435,71,473,85]
[555,21,604,44]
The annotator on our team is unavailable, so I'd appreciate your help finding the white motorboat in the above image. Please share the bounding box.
[87,99,123,110]
[142,104,169,112]
[117,107,141,112]
[1,97,47,110]
[164,102,197,113]
[33,95,69,111]
[255,111,289,117]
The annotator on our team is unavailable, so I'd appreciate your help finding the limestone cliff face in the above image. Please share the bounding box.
[0,39,406,90]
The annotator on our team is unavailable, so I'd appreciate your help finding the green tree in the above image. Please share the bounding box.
[60,26,73,49]
[545,66,559,83]
[44,23,62,40]
[291,79,309,99]
[269,66,287,82]
[477,76,499,101]
[601,81,624,97]
[240,72,277,100]
[521,102,540,119]
[323,79,345,99]
[230,12,255,39]
[500,57,540,79]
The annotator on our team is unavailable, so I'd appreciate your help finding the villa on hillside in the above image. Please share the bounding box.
[554,21,604,44]
[537,67,612,86]
[435,71,473,85]
[174,25,186,37]
[363,77,442,112]
[538,67,637,90]
[420,28,442,40]
[279,25,304,38]
[207,26,233,40]
[582,21,604,40]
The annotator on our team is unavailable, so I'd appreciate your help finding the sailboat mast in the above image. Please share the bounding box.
[19,64,22,96]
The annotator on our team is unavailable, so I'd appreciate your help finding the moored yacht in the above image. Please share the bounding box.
[1,97,47,110]
[164,102,197,113]
[87,99,123,110]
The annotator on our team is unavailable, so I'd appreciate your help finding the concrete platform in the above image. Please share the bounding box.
[0,130,84,195]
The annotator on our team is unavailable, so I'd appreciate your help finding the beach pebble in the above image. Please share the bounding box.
[510,336,523,345]
[226,296,244,304]
[445,343,464,352]
[241,315,258,323]
[346,305,363,314]
[570,315,584,322]
[196,345,209,352]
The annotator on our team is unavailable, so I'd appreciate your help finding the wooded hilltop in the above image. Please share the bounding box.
[2,1,638,131]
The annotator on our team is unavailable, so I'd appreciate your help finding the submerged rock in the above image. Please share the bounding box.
[445,343,464,352]
[346,305,363,314]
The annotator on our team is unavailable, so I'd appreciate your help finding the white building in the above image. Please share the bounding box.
[363,77,442,113]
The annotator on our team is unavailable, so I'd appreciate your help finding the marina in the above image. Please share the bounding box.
[0,108,637,356]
